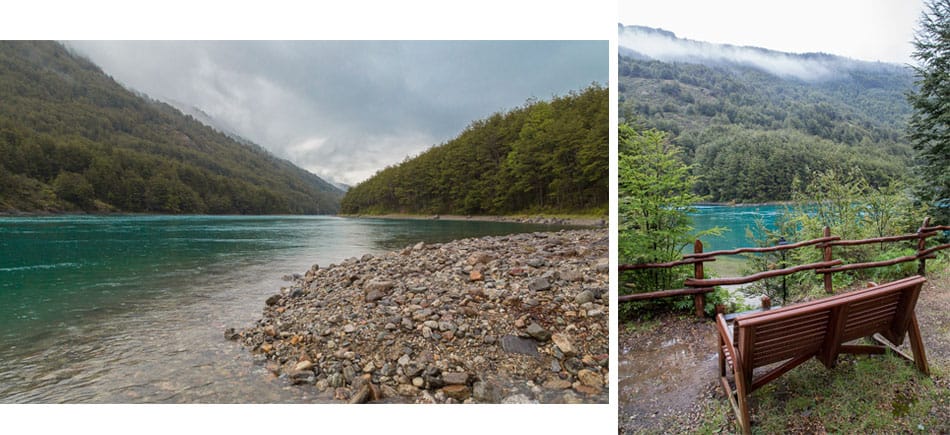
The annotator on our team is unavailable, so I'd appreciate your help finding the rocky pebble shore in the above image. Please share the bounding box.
[484,216,606,226]
[227,229,609,403]
[352,213,607,227]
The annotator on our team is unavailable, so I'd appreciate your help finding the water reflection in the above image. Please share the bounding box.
[0,215,567,403]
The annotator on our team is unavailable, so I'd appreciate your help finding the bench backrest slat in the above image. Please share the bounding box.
[748,312,831,367]
[841,293,902,342]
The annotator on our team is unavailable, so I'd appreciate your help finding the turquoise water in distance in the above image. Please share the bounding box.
[688,204,789,252]
[0,215,570,403]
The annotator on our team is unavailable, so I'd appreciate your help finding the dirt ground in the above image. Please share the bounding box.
[618,270,950,434]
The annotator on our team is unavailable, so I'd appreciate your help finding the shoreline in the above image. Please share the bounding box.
[230,228,609,403]
[693,201,795,207]
[340,213,607,227]
[0,211,606,228]
[0,210,341,217]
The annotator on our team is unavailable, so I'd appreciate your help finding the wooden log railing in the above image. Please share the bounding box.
[617,287,715,302]
[814,255,926,274]
[619,256,711,271]
[823,232,938,247]
[684,260,843,287]
[620,217,950,317]
[815,217,945,286]
[919,243,950,258]
[684,236,840,259]
[618,240,713,317]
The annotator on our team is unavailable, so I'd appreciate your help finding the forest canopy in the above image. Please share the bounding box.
[340,85,608,216]
[619,44,917,203]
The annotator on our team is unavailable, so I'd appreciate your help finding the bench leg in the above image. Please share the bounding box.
[735,376,752,435]
[869,335,916,361]
[720,374,751,435]
[719,347,751,434]
[907,315,930,376]
[868,319,930,376]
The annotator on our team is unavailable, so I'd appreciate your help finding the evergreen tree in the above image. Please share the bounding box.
[341,85,607,216]
[908,0,950,223]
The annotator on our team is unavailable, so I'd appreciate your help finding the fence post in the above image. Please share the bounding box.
[918,217,931,276]
[822,226,833,293]
[693,240,705,317]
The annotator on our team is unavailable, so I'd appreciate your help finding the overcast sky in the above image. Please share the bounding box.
[619,0,925,65]
[67,41,607,186]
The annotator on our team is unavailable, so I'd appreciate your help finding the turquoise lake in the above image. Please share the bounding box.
[0,215,567,403]
[688,204,789,252]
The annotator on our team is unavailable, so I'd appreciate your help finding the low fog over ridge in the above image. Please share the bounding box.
[619,24,906,82]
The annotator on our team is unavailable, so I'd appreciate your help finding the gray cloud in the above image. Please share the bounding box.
[66,41,606,186]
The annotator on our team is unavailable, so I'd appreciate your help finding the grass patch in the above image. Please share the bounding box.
[693,399,733,434]
[705,255,748,277]
[703,352,948,433]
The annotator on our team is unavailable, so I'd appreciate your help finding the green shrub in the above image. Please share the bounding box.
[742,169,931,301]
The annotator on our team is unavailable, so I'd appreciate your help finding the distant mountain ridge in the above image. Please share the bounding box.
[169,99,353,193]
[0,41,342,214]
[618,24,916,203]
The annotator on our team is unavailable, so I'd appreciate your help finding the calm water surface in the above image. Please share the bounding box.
[0,215,566,403]
[689,204,788,251]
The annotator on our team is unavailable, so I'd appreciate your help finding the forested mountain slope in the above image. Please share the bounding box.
[0,41,343,214]
[619,25,917,203]
[340,85,607,215]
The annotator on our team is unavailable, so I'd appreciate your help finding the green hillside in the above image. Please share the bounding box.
[340,85,607,215]
[619,27,917,203]
[0,41,342,214]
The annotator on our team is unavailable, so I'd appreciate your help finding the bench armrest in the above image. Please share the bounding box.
[716,313,739,365]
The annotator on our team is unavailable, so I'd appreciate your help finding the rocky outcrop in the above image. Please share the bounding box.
[230,229,608,403]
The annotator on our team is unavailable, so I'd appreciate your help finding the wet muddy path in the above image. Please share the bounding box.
[618,316,718,434]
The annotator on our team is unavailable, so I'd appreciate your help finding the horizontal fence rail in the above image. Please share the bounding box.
[815,254,928,274]
[618,257,712,271]
[620,217,950,317]
[684,260,843,287]
[824,232,937,247]
[617,287,715,303]
[684,236,840,259]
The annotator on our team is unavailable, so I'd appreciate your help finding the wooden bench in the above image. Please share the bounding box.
[715,275,930,434]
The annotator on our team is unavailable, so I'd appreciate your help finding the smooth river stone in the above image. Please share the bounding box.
[499,335,539,357]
